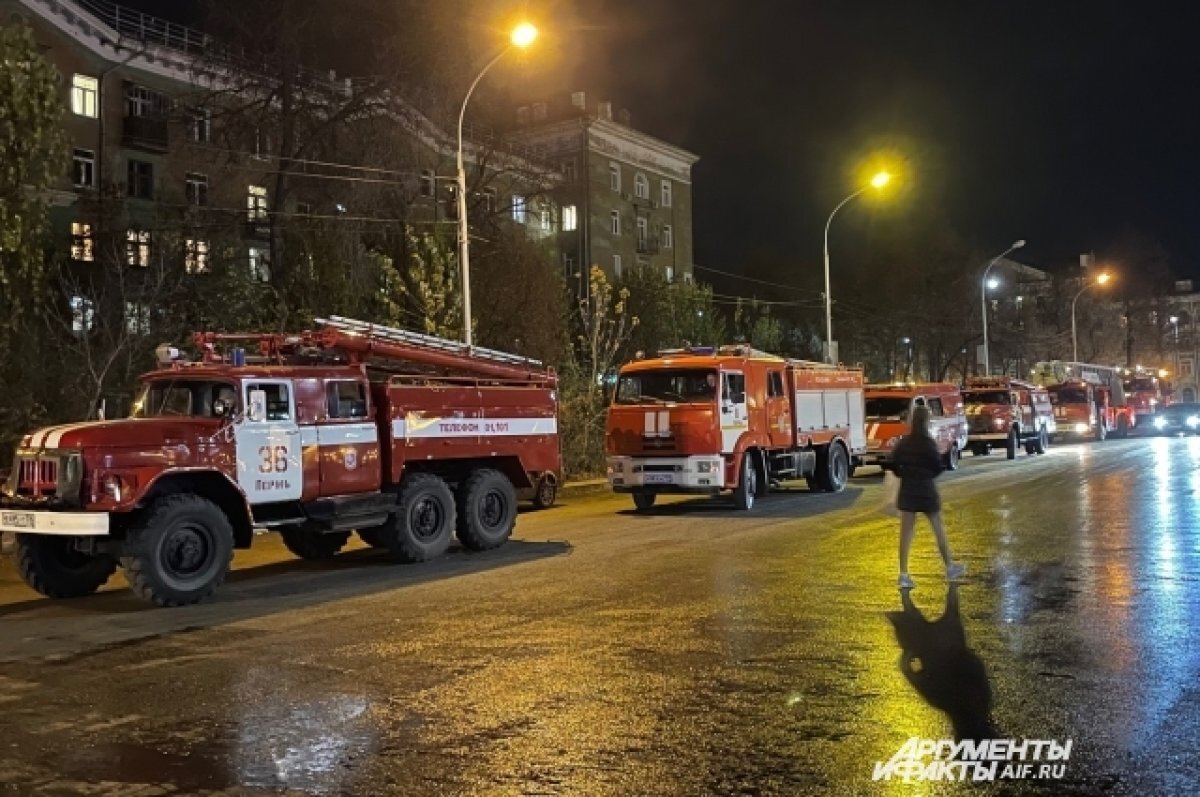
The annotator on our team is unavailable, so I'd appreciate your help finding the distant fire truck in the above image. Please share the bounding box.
[1122,367,1170,425]
[1031,360,1135,440]
[862,382,969,471]
[605,345,865,511]
[0,317,561,606]
[962,376,1055,459]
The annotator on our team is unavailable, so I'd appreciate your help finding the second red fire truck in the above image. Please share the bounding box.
[605,345,866,511]
[1031,360,1135,440]
[0,317,561,607]
[962,376,1056,459]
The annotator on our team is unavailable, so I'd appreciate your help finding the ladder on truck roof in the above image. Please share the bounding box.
[317,316,544,369]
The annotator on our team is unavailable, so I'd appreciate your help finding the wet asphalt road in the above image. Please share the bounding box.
[2,437,1200,796]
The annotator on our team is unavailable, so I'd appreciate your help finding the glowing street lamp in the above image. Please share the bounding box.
[822,169,895,363]
[1071,271,1114,362]
[980,240,1025,375]
[456,22,539,347]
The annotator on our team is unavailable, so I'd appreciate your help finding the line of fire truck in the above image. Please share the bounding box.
[0,323,1181,607]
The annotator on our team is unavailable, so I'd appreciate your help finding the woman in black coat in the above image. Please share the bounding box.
[893,406,965,590]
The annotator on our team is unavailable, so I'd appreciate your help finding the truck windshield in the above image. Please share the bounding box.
[964,391,1009,405]
[615,369,717,404]
[1123,377,1157,393]
[132,380,238,418]
[865,397,910,420]
[1052,388,1088,404]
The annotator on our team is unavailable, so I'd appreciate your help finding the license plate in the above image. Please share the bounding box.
[1,511,36,530]
[644,473,673,484]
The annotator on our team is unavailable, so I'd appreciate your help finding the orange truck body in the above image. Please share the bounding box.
[605,345,865,511]
[1032,360,1136,440]
[862,383,969,470]
[962,376,1056,459]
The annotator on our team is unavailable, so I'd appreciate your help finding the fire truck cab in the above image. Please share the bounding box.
[0,317,560,607]
[1122,368,1169,426]
[605,345,865,512]
[862,383,969,471]
[963,376,1055,460]
[1032,360,1134,441]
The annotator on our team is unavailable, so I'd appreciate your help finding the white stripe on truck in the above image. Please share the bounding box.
[391,416,557,439]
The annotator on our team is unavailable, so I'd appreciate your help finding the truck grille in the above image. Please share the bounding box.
[6,450,82,503]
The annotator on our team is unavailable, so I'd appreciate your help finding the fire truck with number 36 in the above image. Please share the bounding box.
[0,317,561,607]
[606,345,866,511]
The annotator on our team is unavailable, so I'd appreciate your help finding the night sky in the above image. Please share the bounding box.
[127,0,1200,287]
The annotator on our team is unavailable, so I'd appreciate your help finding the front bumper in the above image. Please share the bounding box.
[967,432,1010,442]
[607,455,725,492]
[861,451,894,466]
[0,509,109,536]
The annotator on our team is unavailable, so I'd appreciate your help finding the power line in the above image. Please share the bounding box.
[692,264,823,296]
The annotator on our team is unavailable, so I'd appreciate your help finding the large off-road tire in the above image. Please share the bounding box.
[531,473,558,509]
[944,444,961,471]
[632,491,656,511]
[733,451,757,511]
[816,442,850,493]
[281,528,350,560]
[15,535,117,599]
[381,473,456,563]
[356,527,388,548]
[120,494,234,607]
[1035,427,1049,455]
[1006,429,1018,460]
[456,469,518,552]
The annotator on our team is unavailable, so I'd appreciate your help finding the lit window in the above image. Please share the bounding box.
[662,224,673,249]
[634,173,649,199]
[72,149,95,188]
[563,205,577,231]
[512,195,527,224]
[125,229,151,267]
[610,210,620,235]
[186,173,208,206]
[125,302,151,334]
[609,162,621,192]
[71,75,98,118]
[661,179,673,208]
[247,185,268,221]
[70,222,94,262]
[613,254,622,278]
[249,246,269,282]
[70,296,95,334]
[185,239,210,274]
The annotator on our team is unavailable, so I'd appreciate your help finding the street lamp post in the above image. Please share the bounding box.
[980,240,1026,375]
[1070,272,1113,362]
[1170,314,1180,377]
[456,22,538,347]
[823,170,891,363]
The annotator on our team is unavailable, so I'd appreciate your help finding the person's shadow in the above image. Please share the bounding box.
[885,585,998,741]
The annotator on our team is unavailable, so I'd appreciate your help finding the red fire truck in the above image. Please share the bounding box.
[1122,367,1169,426]
[605,345,865,511]
[1031,360,1135,440]
[0,317,561,606]
[862,383,969,471]
[963,376,1055,459]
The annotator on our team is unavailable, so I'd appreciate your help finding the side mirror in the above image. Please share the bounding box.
[213,398,233,418]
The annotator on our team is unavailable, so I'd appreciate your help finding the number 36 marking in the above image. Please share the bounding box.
[258,445,288,473]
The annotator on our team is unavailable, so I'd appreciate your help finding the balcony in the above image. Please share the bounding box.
[122,115,169,152]
[636,236,661,255]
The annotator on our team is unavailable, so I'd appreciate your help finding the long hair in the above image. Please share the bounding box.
[909,405,933,439]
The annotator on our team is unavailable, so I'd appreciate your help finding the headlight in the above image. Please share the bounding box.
[1073,422,1089,434]
[1154,417,1168,429]
[696,461,716,473]
[992,417,1006,427]
[1188,416,1200,428]
[102,473,125,502]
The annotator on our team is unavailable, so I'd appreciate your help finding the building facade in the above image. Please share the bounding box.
[512,92,699,291]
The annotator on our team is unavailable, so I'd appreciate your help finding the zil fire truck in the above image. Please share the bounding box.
[862,382,969,471]
[605,345,866,511]
[1122,367,1170,426]
[962,376,1055,460]
[1031,360,1135,441]
[0,317,561,606]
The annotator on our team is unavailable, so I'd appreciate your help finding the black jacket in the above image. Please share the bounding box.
[892,434,944,513]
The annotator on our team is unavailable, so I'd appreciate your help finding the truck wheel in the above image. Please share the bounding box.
[382,473,456,563]
[1035,427,1049,455]
[816,442,850,493]
[944,444,961,471]
[1006,429,1018,460]
[733,452,757,510]
[456,469,517,551]
[281,528,350,560]
[531,473,558,509]
[632,491,656,511]
[120,494,234,607]
[15,535,117,599]
[1095,418,1107,442]
[356,527,387,548]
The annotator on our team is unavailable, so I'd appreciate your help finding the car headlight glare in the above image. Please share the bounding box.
[1154,417,1168,429]
[1073,422,1089,434]
[1188,416,1200,428]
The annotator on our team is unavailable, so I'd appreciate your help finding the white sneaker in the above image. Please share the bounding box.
[946,562,967,581]
[898,573,915,590]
